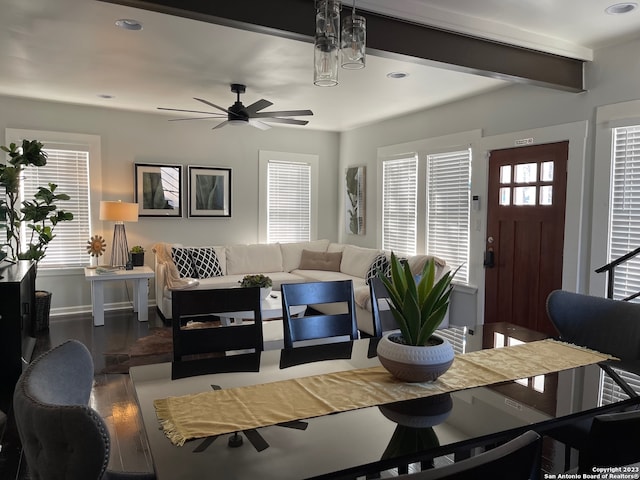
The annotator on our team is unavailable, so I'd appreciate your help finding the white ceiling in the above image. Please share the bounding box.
[1,0,639,132]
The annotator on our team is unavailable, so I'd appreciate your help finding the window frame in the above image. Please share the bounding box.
[5,128,102,272]
[258,150,319,244]
[377,130,480,284]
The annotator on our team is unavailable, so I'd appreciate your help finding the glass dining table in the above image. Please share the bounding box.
[129,322,640,479]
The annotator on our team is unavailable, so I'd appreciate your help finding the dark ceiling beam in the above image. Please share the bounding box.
[99,0,585,92]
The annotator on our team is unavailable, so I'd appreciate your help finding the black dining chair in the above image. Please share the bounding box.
[393,430,541,480]
[369,276,398,337]
[13,340,155,480]
[171,286,263,378]
[550,408,640,473]
[280,280,359,349]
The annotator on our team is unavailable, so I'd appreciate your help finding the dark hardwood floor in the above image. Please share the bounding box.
[0,307,164,479]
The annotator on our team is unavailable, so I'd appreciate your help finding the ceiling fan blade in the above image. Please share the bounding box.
[248,119,272,130]
[261,117,309,126]
[158,107,223,115]
[194,97,233,114]
[251,109,313,118]
[212,121,230,130]
[168,116,226,121]
[245,99,273,114]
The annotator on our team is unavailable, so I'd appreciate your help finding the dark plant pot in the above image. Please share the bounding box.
[35,290,52,333]
[131,252,144,267]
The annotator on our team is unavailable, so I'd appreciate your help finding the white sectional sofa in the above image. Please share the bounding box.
[153,239,449,337]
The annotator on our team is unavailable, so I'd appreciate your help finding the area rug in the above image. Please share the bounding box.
[101,327,173,374]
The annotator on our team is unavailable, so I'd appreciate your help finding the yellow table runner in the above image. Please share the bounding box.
[154,339,612,446]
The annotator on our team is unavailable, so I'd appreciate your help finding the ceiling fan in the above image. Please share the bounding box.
[158,83,313,130]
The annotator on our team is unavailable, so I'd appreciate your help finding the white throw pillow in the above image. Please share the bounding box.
[340,245,383,278]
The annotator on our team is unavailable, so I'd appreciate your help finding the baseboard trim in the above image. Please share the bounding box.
[50,300,157,320]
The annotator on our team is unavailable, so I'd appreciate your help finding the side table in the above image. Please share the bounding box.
[84,266,155,326]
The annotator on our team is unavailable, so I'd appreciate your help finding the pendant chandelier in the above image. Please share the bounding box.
[314,0,366,87]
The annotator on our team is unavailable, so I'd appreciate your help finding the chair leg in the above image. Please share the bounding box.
[564,444,572,471]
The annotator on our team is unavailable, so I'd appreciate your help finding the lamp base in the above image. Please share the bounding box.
[110,223,129,268]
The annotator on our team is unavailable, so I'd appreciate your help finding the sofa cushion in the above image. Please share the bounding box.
[190,247,223,278]
[340,245,383,278]
[279,239,330,272]
[298,249,342,271]
[365,253,389,285]
[226,244,283,275]
[171,247,196,278]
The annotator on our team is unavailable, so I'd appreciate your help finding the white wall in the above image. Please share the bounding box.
[338,34,640,326]
[0,96,340,314]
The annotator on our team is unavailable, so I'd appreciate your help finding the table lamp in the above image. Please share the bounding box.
[99,200,138,267]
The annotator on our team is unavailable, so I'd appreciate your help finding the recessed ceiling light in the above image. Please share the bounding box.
[115,19,143,30]
[98,94,114,99]
[605,2,637,14]
[387,72,409,79]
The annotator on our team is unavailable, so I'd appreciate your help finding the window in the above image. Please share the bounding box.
[20,146,91,268]
[266,160,311,243]
[382,156,417,256]
[426,149,471,282]
[609,125,640,300]
[257,148,323,244]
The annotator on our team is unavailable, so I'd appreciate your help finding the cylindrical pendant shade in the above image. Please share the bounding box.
[99,201,139,222]
[314,0,341,87]
[341,14,366,69]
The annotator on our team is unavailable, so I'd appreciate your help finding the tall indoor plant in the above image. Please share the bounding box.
[376,252,457,382]
[0,139,74,331]
[0,140,73,262]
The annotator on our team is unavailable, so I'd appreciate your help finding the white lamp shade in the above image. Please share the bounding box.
[99,201,139,222]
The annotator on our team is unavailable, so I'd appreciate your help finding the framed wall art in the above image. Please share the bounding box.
[188,166,232,217]
[345,166,365,235]
[134,163,182,217]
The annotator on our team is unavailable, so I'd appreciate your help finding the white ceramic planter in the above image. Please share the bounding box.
[260,287,272,300]
[377,333,454,383]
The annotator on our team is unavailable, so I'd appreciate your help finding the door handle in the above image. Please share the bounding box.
[483,248,495,268]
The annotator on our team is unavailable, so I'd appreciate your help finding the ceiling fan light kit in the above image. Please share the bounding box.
[314,0,367,86]
[158,83,313,131]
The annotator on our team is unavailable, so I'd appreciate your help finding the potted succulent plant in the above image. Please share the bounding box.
[239,274,273,299]
[0,139,74,332]
[376,252,457,382]
[130,245,145,267]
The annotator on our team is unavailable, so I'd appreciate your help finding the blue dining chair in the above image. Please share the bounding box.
[13,339,155,480]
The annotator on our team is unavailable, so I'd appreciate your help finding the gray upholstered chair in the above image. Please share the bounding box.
[13,339,155,480]
[394,430,541,479]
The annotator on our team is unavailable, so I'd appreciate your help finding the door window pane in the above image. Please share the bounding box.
[541,161,554,181]
[514,186,537,205]
[540,186,553,205]
[499,187,511,205]
[515,163,537,184]
[500,165,512,184]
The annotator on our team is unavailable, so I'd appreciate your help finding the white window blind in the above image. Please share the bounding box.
[21,148,91,267]
[600,367,640,405]
[267,160,311,243]
[610,125,640,300]
[382,156,417,256]
[426,149,471,282]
